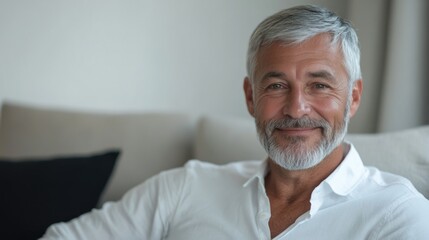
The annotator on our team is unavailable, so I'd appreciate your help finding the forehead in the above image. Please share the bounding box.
[254,34,346,81]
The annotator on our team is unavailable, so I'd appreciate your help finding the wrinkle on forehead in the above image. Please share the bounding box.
[253,34,347,85]
[252,33,345,82]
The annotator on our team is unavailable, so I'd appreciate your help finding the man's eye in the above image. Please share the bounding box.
[314,83,329,89]
[268,83,284,89]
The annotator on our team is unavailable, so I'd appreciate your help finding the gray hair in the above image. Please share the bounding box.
[247,5,361,85]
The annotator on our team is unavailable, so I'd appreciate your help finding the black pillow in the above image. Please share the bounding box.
[0,150,120,240]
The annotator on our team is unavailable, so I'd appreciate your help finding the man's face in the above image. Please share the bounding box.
[243,33,362,170]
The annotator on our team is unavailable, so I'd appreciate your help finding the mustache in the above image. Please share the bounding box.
[264,117,330,133]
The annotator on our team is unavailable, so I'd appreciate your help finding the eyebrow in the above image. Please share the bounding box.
[261,71,287,82]
[307,70,336,82]
[260,70,338,83]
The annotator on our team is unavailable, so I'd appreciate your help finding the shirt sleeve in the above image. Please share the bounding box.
[40,167,186,240]
[372,195,429,240]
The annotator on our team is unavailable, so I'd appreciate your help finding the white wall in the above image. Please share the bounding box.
[0,0,346,118]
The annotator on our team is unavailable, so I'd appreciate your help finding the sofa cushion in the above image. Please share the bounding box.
[346,128,429,199]
[194,115,266,164]
[194,116,429,198]
[0,150,119,240]
[0,102,196,202]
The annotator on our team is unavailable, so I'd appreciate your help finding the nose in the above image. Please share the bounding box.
[283,89,311,118]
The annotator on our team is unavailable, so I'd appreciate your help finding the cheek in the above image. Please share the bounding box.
[254,93,347,122]
[316,98,342,110]
[312,96,346,122]
[254,96,285,120]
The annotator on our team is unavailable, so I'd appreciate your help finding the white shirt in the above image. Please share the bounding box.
[42,144,429,239]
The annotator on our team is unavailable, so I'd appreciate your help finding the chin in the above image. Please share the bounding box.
[268,137,341,171]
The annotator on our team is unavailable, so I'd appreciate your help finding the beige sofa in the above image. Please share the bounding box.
[1,101,428,203]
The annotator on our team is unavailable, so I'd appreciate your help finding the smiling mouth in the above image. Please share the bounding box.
[275,127,320,136]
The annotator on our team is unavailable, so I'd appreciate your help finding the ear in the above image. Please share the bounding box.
[349,79,363,118]
[243,77,255,117]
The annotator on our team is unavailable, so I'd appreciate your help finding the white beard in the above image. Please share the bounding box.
[256,104,350,170]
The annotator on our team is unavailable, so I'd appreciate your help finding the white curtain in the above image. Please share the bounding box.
[347,0,428,133]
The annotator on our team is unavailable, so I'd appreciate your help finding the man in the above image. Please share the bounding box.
[42,5,429,239]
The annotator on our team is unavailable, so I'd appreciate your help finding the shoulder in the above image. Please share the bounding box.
[183,159,262,174]
[180,159,263,184]
[136,159,263,192]
[358,167,427,211]
[371,193,429,239]
[363,167,422,198]
[362,168,429,238]
[145,160,264,213]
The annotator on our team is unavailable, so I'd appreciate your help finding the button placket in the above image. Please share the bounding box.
[257,180,271,240]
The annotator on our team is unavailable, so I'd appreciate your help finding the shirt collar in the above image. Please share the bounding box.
[242,143,366,196]
[243,159,268,188]
[322,143,366,196]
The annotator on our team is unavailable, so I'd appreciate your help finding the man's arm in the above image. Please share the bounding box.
[41,168,186,240]
[371,196,429,239]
